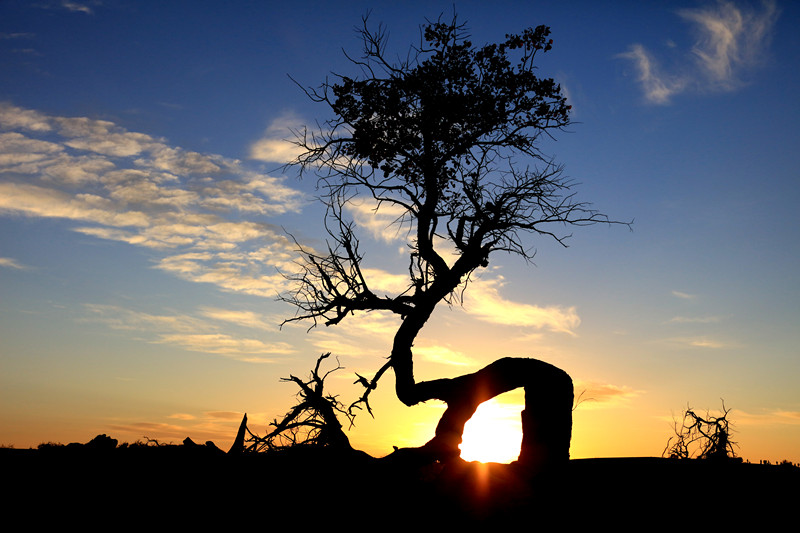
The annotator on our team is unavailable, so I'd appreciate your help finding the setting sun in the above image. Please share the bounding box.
[459,398,524,463]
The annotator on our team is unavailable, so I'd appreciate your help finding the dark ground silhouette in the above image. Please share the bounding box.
[3,435,797,527]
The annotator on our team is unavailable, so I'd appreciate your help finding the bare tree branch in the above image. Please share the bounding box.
[245,353,354,452]
[664,400,738,460]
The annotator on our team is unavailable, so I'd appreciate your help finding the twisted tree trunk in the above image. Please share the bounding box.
[421,358,572,470]
[389,284,573,472]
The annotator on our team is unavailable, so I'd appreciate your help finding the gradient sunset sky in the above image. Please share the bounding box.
[1,0,798,463]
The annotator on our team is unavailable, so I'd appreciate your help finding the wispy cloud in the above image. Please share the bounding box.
[0,106,51,132]
[687,338,729,349]
[33,1,98,16]
[766,410,800,425]
[305,310,398,358]
[205,411,243,420]
[60,1,95,15]
[720,408,800,427]
[84,304,208,333]
[360,267,411,294]
[668,315,725,324]
[415,344,476,366]
[83,304,293,362]
[671,290,697,300]
[153,245,295,298]
[665,336,732,349]
[107,421,191,442]
[0,33,36,40]
[0,257,28,270]
[108,408,257,446]
[308,331,388,359]
[155,333,293,361]
[573,381,643,409]
[308,265,580,335]
[618,44,687,104]
[345,199,412,243]
[199,307,281,330]
[678,0,779,89]
[462,276,581,334]
[167,413,196,421]
[620,0,779,104]
[249,112,307,164]
[0,103,306,297]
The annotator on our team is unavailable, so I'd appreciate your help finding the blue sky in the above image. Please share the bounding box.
[1,0,798,462]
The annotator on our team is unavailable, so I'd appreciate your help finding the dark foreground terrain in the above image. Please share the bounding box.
[4,436,797,528]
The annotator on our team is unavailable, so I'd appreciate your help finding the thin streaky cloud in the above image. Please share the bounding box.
[205,411,243,420]
[83,304,294,361]
[83,304,210,333]
[687,338,728,349]
[772,411,800,424]
[463,276,581,335]
[415,345,476,367]
[108,410,253,445]
[725,409,800,427]
[155,333,294,360]
[0,33,36,40]
[298,311,399,360]
[199,307,281,331]
[664,336,732,349]
[326,309,399,337]
[309,333,387,360]
[108,422,187,439]
[0,257,28,270]
[671,290,697,300]
[572,381,643,410]
[167,413,196,421]
[60,1,94,15]
[292,310,398,361]
[668,315,725,324]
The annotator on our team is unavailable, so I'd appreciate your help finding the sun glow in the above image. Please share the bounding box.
[459,398,523,464]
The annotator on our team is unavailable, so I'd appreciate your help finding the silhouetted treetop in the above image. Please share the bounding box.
[327,22,568,181]
[295,18,581,254]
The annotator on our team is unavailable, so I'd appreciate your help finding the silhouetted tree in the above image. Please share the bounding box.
[246,353,353,452]
[664,401,738,460]
[281,14,626,466]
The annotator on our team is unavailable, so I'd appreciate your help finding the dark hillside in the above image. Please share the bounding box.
[3,439,796,528]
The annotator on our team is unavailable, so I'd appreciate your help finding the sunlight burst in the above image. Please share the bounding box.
[459,398,523,464]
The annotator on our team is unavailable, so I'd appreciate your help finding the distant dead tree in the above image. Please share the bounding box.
[245,353,353,453]
[276,13,628,469]
[664,401,738,460]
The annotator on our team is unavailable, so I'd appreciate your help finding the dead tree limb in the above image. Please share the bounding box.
[245,353,353,453]
[664,400,738,460]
